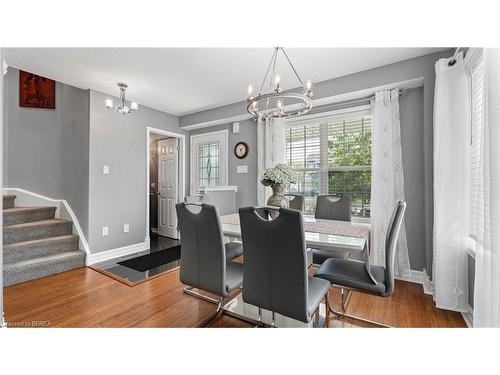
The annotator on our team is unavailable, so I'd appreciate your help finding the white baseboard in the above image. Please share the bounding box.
[462,309,473,328]
[395,268,433,295]
[88,239,150,264]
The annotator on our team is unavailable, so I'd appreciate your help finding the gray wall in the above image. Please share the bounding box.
[399,87,425,270]
[182,50,454,273]
[88,90,187,253]
[3,68,90,237]
[190,118,257,209]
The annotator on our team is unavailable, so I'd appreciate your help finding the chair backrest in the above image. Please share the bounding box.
[239,206,310,323]
[315,194,352,221]
[175,202,227,297]
[285,194,304,211]
[383,200,407,296]
[184,194,211,204]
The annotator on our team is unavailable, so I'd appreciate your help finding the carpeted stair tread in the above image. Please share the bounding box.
[3,234,80,264]
[3,250,86,287]
[3,219,73,245]
[3,206,57,225]
[3,218,70,228]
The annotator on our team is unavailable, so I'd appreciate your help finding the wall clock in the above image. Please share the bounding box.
[234,141,249,159]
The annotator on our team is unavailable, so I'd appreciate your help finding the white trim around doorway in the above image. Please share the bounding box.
[145,127,186,244]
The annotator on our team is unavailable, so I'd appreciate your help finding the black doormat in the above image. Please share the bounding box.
[118,245,181,272]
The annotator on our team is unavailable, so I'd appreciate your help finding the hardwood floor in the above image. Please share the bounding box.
[3,266,466,328]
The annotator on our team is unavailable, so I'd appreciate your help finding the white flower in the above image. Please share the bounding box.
[261,163,297,187]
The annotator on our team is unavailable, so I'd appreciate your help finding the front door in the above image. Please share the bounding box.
[157,138,178,239]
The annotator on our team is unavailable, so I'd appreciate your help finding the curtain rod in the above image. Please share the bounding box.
[448,47,461,66]
[309,89,406,114]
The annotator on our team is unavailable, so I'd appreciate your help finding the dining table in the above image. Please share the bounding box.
[219,212,372,327]
[220,212,370,255]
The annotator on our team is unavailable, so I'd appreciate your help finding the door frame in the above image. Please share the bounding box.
[145,127,185,243]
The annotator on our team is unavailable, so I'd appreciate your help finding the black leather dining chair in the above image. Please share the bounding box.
[312,193,352,264]
[285,194,304,212]
[184,195,243,260]
[314,200,407,327]
[176,202,244,326]
[315,193,352,221]
[239,206,331,327]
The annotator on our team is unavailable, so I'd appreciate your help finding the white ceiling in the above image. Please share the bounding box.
[3,48,447,116]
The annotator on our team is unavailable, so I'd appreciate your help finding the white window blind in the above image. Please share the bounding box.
[286,113,372,215]
[470,55,485,238]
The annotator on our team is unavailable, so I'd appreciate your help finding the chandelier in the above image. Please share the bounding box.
[105,82,139,115]
[246,47,313,119]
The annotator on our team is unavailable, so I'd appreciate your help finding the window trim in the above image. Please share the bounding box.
[285,105,371,128]
[284,105,372,217]
[466,48,485,241]
[190,129,228,195]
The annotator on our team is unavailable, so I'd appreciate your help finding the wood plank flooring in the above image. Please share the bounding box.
[3,266,466,328]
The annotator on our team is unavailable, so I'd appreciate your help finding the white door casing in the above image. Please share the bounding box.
[158,138,179,239]
[190,130,228,195]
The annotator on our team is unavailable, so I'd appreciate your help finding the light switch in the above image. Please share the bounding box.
[237,165,248,174]
[123,224,130,233]
[102,226,109,236]
[103,165,110,175]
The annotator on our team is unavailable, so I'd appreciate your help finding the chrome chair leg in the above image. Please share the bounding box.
[325,287,391,328]
[255,307,263,328]
[199,296,224,327]
[183,286,220,304]
[325,290,331,324]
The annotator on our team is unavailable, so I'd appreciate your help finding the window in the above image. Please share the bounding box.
[286,111,372,217]
[190,130,228,194]
[198,142,220,187]
[469,52,485,239]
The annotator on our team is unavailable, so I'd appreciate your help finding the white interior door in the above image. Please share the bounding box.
[158,138,179,239]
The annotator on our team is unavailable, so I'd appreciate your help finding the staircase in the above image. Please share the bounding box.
[3,194,86,286]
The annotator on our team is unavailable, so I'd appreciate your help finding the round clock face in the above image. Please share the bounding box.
[235,142,248,159]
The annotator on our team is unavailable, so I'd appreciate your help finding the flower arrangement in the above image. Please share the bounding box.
[261,163,297,189]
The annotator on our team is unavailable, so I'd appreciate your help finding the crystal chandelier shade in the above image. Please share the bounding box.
[105,82,139,115]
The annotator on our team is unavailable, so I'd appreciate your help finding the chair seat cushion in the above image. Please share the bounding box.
[225,242,243,260]
[314,258,386,295]
[225,261,244,293]
[311,248,349,265]
[307,276,330,318]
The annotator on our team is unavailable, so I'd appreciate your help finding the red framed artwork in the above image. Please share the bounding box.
[19,70,56,109]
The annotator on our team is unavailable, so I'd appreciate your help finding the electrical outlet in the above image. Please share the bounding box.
[102,226,109,236]
[103,165,110,175]
[123,224,130,233]
[232,122,240,133]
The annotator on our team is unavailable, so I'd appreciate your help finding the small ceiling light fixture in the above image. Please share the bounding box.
[105,82,139,115]
[246,47,313,119]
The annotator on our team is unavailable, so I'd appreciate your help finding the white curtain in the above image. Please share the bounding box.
[432,52,470,312]
[473,49,500,327]
[370,89,411,276]
[256,116,286,206]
